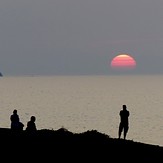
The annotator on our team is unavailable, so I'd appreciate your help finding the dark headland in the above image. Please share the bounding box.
[1,127,163,161]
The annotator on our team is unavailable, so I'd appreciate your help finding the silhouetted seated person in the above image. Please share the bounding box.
[10,109,24,132]
[26,116,37,134]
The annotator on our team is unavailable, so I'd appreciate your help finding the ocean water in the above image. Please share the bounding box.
[0,75,163,146]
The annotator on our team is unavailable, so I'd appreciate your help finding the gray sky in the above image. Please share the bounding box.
[0,0,163,76]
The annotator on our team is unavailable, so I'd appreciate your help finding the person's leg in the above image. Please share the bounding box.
[118,123,123,139]
[124,125,129,139]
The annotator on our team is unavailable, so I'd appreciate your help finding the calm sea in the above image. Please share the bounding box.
[0,75,163,146]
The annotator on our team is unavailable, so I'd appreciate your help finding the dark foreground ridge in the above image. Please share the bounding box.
[1,127,163,161]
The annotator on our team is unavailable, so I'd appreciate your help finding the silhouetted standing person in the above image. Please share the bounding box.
[26,116,37,133]
[118,105,130,139]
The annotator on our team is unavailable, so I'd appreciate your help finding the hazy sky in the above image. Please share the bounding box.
[1,0,163,75]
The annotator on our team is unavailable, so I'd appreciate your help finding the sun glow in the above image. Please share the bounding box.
[111,54,136,69]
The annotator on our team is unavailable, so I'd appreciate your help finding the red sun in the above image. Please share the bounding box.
[111,54,136,69]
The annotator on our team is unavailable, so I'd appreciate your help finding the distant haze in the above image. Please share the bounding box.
[0,0,163,76]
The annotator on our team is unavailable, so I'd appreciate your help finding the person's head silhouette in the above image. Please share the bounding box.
[123,105,127,111]
[13,109,17,114]
[31,116,36,122]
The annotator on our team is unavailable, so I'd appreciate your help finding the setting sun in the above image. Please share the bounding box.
[111,54,136,69]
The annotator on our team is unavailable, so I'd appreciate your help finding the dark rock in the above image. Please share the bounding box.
[0,127,163,162]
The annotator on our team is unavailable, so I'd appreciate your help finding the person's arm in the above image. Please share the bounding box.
[120,111,122,116]
[34,123,37,130]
